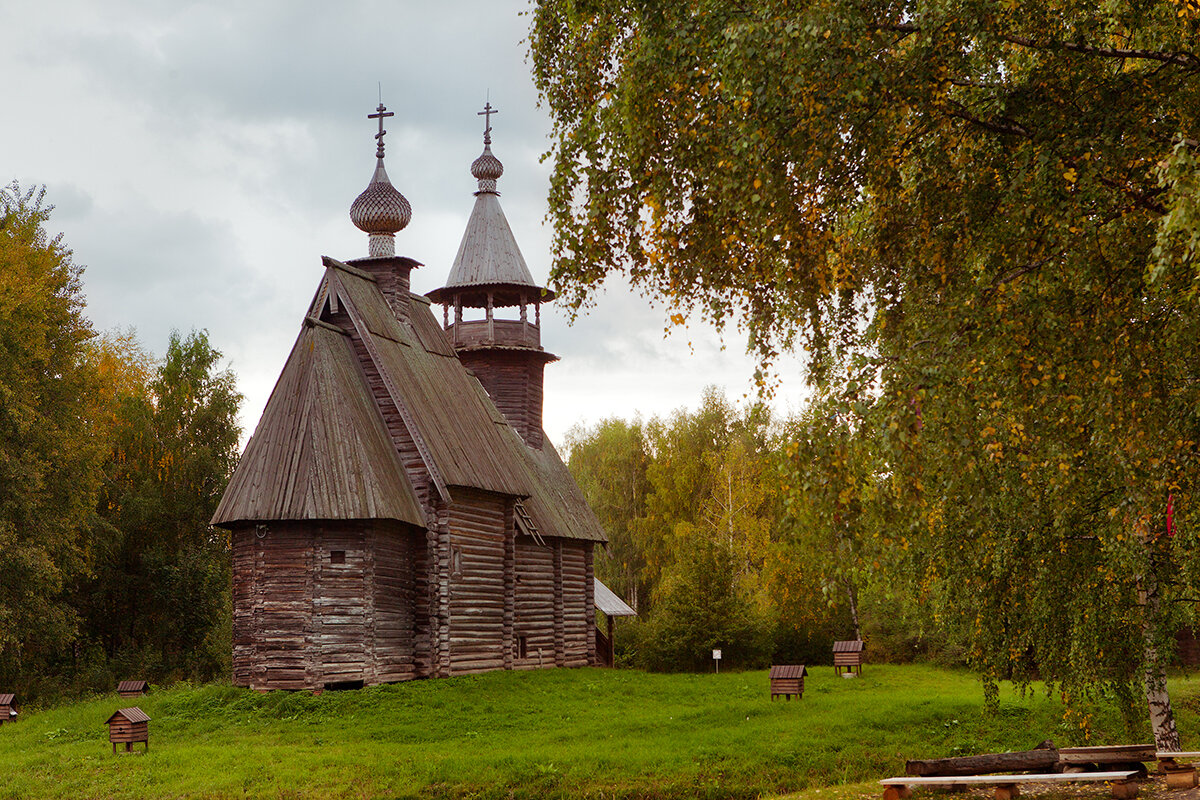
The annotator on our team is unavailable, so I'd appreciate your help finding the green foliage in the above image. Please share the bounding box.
[635,536,774,671]
[74,330,241,684]
[0,182,105,686]
[531,0,1200,708]
[2,665,1189,799]
[570,388,843,670]
[565,417,652,611]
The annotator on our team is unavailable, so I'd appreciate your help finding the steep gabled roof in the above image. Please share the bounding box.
[323,259,533,500]
[211,317,425,527]
[519,437,607,543]
[215,256,607,544]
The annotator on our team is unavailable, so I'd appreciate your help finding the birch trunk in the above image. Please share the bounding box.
[842,573,862,642]
[1142,565,1181,752]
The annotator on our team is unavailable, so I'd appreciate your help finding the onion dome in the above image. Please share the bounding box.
[349,103,411,257]
[470,101,504,194]
[471,145,504,193]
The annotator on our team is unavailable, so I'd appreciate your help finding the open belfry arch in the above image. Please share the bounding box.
[211,101,611,691]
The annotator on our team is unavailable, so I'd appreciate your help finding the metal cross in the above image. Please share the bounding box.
[368,103,394,159]
[478,101,498,144]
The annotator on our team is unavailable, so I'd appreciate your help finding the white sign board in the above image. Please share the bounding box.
[712,649,722,660]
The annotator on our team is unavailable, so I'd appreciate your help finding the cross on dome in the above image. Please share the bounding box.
[350,99,411,256]
[477,101,498,145]
[369,103,395,159]
[471,99,504,193]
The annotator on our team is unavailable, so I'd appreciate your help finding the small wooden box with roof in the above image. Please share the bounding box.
[117,680,147,698]
[106,707,150,753]
[769,665,808,699]
[833,639,865,676]
[0,694,17,725]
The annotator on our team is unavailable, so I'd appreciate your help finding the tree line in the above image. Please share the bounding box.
[568,387,928,673]
[0,183,241,702]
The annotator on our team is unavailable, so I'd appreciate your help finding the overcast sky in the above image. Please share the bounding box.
[3,0,811,447]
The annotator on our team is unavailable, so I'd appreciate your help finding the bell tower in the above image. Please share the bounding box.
[426,102,557,450]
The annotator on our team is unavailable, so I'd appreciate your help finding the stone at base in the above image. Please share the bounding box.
[994,785,1021,800]
[1110,781,1139,800]
[842,673,857,679]
[1164,768,1197,790]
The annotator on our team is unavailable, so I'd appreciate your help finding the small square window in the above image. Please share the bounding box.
[330,550,345,565]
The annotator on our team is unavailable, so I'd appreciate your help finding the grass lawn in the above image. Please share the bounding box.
[2,664,1199,800]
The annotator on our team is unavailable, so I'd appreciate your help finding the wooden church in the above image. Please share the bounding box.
[211,103,608,691]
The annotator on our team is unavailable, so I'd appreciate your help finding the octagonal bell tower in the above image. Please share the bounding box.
[426,103,557,450]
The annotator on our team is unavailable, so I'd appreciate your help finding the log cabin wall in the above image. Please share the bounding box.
[446,488,508,675]
[514,533,556,668]
[231,525,256,687]
[244,522,315,691]
[369,523,418,683]
[458,350,545,450]
[560,542,592,668]
[232,520,423,691]
[314,525,370,686]
[584,543,596,666]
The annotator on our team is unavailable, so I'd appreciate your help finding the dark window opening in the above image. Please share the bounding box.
[330,550,346,564]
[517,635,528,660]
[323,680,363,691]
[451,546,463,577]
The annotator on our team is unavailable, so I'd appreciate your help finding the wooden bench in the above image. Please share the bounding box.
[880,770,1140,800]
[1156,751,1200,789]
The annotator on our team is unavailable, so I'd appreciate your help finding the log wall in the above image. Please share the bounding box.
[447,488,508,675]
[231,516,597,688]
[231,520,423,691]
[514,534,556,668]
[561,542,591,667]
[458,350,545,450]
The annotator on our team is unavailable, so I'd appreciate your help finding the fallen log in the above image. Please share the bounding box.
[906,747,1059,777]
[1057,745,1156,765]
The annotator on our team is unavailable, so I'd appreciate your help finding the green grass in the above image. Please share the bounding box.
[2,664,1199,800]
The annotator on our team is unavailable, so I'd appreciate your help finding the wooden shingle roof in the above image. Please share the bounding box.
[519,437,607,542]
[211,317,425,527]
[325,259,533,499]
[769,665,808,679]
[214,256,606,544]
[833,640,865,653]
[426,192,554,307]
[106,707,150,724]
[0,694,14,706]
[116,680,147,694]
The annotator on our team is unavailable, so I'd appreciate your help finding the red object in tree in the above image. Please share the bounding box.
[1167,493,1175,537]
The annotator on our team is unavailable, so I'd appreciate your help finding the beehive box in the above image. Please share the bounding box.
[769,664,808,699]
[117,680,148,698]
[106,707,150,753]
[833,640,865,676]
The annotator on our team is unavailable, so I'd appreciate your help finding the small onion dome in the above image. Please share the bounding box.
[471,144,504,194]
[350,160,412,257]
